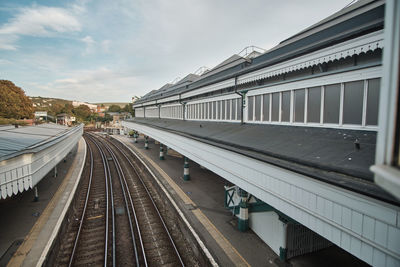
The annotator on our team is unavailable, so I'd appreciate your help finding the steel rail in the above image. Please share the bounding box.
[102,139,142,266]
[106,136,185,266]
[67,138,94,267]
[88,134,115,266]
[68,135,110,267]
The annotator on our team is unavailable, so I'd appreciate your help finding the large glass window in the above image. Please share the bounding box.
[324,84,341,123]
[308,87,321,123]
[255,95,262,121]
[227,100,231,120]
[271,93,280,121]
[221,100,226,120]
[294,89,305,122]
[248,96,254,121]
[217,101,221,120]
[231,99,236,120]
[343,81,364,124]
[281,91,291,122]
[212,101,216,120]
[367,78,380,126]
[237,98,242,121]
[262,94,270,121]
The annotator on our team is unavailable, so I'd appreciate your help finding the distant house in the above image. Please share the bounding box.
[56,113,74,126]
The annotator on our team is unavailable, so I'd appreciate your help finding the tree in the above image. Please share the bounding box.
[0,80,34,119]
[61,103,74,115]
[108,104,121,112]
[73,104,92,121]
[122,103,134,115]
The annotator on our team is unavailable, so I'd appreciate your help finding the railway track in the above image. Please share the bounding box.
[53,133,187,266]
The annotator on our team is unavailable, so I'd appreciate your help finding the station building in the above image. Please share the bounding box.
[123,0,400,265]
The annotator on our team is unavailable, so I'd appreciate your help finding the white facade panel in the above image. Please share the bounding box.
[0,125,83,199]
[249,211,284,255]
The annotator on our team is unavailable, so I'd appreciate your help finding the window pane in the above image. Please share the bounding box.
[255,95,261,121]
[367,78,380,126]
[212,101,216,119]
[237,98,242,120]
[308,87,321,123]
[324,84,340,123]
[232,100,236,120]
[343,81,364,124]
[263,94,270,121]
[227,100,231,120]
[217,101,221,120]
[281,91,290,122]
[221,100,226,120]
[294,89,305,122]
[248,96,254,121]
[271,93,280,121]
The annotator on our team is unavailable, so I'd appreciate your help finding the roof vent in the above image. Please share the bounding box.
[194,66,210,76]
[238,46,266,59]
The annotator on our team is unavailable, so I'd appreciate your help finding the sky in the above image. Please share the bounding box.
[0,0,352,103]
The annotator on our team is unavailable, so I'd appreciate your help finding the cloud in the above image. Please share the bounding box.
[101,40,111,53]
[0,5,81,50]
[81,35,95,54]
[0,6,81,36]
[34,67,144,102]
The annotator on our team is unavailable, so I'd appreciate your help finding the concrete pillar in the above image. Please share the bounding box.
[238,189,249,232]
[54,166,58,177]
[34,186,39,202]
[183,157,190,181]
[279,217,288,261]
[159,144,165,160]
[145,136,149,149]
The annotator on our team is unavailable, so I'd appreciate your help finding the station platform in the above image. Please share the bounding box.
[0,138,86,267]
[114,134,369,267]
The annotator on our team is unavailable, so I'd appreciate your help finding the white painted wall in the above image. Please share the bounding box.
[250,211,284,255]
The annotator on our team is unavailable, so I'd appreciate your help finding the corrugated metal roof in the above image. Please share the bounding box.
[0,123,71,161]
[135,0,384,106]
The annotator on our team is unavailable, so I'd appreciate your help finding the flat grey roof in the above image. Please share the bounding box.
[128,118,399,206]
[0,123,72,161]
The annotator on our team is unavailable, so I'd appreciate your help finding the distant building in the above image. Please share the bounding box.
[34,111,48,121]
[56,113,73,126]
[72,101,97,111]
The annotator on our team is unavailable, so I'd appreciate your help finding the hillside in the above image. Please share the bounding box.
[30,96,72,110]
[95,102,129,108]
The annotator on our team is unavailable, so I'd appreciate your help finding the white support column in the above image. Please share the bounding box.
[54,165,57,177]
[183,157,190,181]
[238,188,249,232]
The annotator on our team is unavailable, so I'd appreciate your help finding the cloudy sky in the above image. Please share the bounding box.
[0,0,352,103]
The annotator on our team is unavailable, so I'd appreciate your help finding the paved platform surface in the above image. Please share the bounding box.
[115,134,369,267]
[0,138,86,267]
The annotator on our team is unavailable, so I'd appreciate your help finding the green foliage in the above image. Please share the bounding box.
[73,104,92,121]
[128,130,135,136]
[0,118,28,125]
[0,80,34,119]
[108,104,121,112]
[122,103,134,115]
